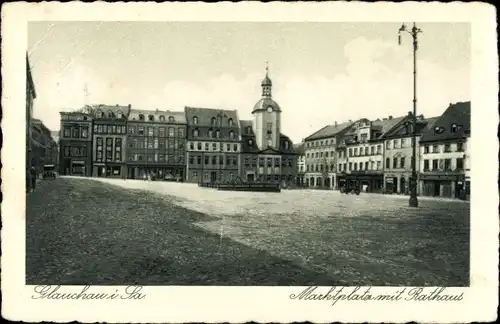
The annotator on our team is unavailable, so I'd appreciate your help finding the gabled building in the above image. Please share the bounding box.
[381,113,438,194]
[126,109,186,180]
[184,107,241,183]
[339,115,407,192]
[303,121,353,189]
[418,101,471,198]
[59,111,93,176]
[91,104,131,178]
[238,67,297,185]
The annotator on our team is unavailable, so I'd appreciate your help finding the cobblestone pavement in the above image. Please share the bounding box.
[27,177,470,286]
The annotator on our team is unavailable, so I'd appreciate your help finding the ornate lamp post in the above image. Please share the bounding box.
[398,22,422,208]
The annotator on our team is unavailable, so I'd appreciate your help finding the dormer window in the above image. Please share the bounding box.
[193,116,198,125]
[117,112,123,119]
[228,118,233,127]
[159,115,165,121]
[451,123,461,133]
[211,117,216,125]
[168,116,175,123]
[139,114,145,121]
[434,126,445,134]
[108,111,115,118]
[193,128,199,137]
[148,115,154,121]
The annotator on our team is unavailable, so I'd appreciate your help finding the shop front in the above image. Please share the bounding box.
[127,164,185,181]
[346,171,384,193]
[419,173,466,198]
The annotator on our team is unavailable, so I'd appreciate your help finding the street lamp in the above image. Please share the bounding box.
[398,22,422,208]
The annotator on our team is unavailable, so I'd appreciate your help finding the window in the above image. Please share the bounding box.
[154,139,159,149]
[193,116,198,125]
[193,129,199,137]
[451,123,458,132]
[401,138,406,148]
[247,126,252,134]
[433,145,439,153]
[364,162,369,170]
[267,158,272,167]
[211,156,216,165]
[205,143,209,151]
[386,158,390,169]
[148,127,154,137]
[444,143,451,152]
[215,130,220,138]
[248,139,253,146]
[266,122,273,134]
[81,127,88,138]
[169,127,174,137]
[432,159,438,170]
[212,143,217,151]
[377,145,382,154]
[244,157,250,166]
[147,140,153,149]
[208,129,213,138]
[72,127,80,138]
[63,146,70,157]
[168,116,175,123]
[197,142,202,150]
[178,128,184,137]
[456,158,464,170]
[424,160,429,171]
[63,127,71,137]
[211,117,216,125]
[435,126,445,134]
[139,114,145,121]
[228,118,233,126]
[400,157,406,168]
[354,148,358,156]
[349,162,352,171]
[360,148,364,156]
[377,161,381,170]
[386,141,391,149]
[444,159,452,171]
[370,146,375,155]
[204,156,209,165]
[393,158,398,169]
[233,144,238,151]
[229,131,235,140]
[424,145,429,154]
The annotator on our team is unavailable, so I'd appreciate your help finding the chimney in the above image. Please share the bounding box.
[128,104,131,109]
[334,121,338,126]
[388,115,393,120]
[408,111,413,116]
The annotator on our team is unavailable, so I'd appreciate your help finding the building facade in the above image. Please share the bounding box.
[91,105,131,178]
[238,68,297,185]
[26,54,36,171]
[382,113,438,194]
[293,142,306,186]
[304,121,352,189]
[31,119,57,174]
[185,107,241,183]
[418,102,471,198]
[59,112,93,176]
[126,109,186,180]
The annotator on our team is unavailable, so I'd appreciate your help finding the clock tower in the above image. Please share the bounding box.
[252,63,281,151]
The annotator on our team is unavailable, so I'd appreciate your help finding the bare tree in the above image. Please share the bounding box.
[78,104,98,116]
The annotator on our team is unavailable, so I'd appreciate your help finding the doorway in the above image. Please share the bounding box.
[433,181,441,197]
[210,171,217,183]
[247,174,255,182]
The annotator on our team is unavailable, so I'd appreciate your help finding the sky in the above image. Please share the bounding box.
[28,22,470,143]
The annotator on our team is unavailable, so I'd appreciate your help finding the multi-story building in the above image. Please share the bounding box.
[26,54,36,170]
[339,116,406,192]
[293,142,306,186]
[304,121,352,189]
[184,107,241,183]
[126,109,187,180]
[59,112,93,176]
[382,113,438,194]
[91,104,131,178]
[50,130,60,173]
[31,119,57,174]
[418,102,471,198]
[239,68,297,185]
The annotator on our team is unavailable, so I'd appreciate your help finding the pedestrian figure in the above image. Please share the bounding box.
[30,166,37,192]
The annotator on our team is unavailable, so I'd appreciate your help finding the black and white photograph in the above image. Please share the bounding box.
[2,2,498,323]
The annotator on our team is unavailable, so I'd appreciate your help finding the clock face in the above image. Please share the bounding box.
[267,106,273,113]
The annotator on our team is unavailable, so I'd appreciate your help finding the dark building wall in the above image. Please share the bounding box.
[59,114,93,176]
[92,120,128,178]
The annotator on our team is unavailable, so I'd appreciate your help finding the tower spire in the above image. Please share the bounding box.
[261,61,272,98]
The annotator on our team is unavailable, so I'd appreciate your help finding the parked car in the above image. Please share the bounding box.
[42,164,57,179]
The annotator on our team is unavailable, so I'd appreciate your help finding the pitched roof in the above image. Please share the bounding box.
[305,121,353,141]
[239,120,254,135]
[93,104,131,118]
[420,101,471,142]
[128,109,186,123]
[185,106,238,126]
[371,115,407,138]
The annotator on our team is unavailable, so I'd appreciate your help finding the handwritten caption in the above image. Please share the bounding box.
[32,285,146,300]
[290,286,464,306]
